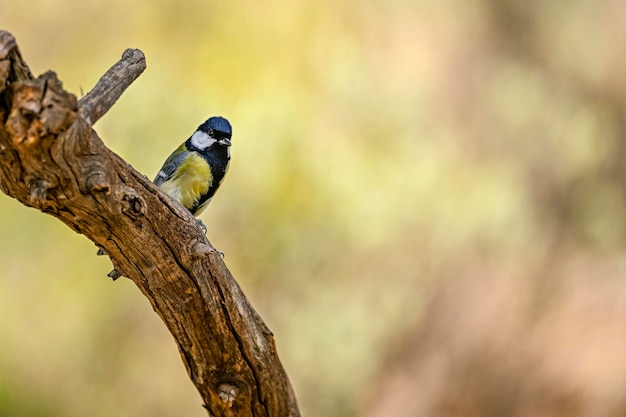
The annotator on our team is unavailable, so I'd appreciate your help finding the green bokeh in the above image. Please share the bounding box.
[1,0,624,416]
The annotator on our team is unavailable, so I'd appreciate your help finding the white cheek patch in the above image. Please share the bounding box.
[190,130,216,150]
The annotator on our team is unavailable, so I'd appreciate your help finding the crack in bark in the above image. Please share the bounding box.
[213,274,269,416]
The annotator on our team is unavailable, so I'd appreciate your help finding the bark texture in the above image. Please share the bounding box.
[0,31,300,417]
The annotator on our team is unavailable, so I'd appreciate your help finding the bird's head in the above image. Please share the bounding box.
[189,116,232,150]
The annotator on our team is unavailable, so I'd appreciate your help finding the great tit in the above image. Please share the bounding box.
[154,116,232,231]
[96,116,231,265]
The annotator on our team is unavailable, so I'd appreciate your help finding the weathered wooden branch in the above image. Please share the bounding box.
[78,48,146,125]
[0,31,300,417]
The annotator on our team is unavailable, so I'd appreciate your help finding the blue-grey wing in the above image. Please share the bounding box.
[153,145,189,186]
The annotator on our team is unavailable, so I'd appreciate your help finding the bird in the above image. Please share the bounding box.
[153,116,232,232]
[96,116,231,272]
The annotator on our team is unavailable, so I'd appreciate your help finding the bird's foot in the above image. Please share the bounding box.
[196,219,207,234]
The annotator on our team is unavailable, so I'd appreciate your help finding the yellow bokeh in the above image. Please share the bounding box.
[1,0,624,416]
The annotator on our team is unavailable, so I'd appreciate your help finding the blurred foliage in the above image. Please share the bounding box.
[0,0,624,416]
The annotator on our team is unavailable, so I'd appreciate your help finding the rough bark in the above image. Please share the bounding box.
[0,31,300,417]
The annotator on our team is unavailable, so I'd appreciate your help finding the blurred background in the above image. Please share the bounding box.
[1,0,625,416]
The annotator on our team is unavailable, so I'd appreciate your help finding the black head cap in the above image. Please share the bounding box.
[199,116,232,139]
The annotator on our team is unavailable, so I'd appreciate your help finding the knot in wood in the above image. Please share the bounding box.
[117,186,145,220]
[85,167,110,194]
[20,97,41,116]
[29,178,48,204]
[217,383,238,408]
[5,73,76,147]
[6,82,44,146]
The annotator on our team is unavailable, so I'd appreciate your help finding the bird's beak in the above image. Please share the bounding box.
[218,138,232,146]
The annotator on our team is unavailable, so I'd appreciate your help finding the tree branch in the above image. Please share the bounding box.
[78,48,146,125]
[0,31,300,417]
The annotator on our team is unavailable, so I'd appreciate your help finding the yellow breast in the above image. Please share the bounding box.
[159,153,212,210]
